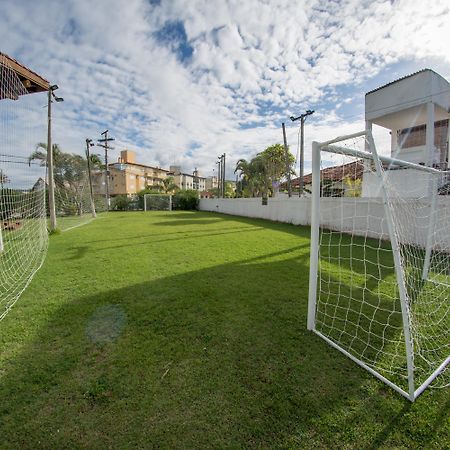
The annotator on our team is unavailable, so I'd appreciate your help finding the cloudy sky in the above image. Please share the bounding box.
[1,0,449,179]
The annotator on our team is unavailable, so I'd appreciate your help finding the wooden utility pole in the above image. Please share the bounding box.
[85,139,97,218]
[97,130,115,211]
[300,118,305,196]
[290,110,314,197]
[282,122,292,197]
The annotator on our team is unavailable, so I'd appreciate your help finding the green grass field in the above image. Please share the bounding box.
[0,211,448,449]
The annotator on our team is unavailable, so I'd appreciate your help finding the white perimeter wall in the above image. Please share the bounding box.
[199,196,450,249]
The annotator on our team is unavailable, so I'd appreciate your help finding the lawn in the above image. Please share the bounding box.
[0,211,448,449]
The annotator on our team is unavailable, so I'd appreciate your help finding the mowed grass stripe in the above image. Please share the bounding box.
[0,211,448,449]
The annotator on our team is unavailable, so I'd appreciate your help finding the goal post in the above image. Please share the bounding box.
[308,130,449,401]
[144,194,172,211]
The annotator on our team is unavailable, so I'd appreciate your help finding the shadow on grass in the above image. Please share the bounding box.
[1,247,447,449]
[70,226,267,255]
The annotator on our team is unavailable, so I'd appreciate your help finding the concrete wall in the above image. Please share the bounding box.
[199,196,450,249]
[200,197,313,226]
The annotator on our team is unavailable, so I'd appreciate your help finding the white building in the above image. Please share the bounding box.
[363,69,450,197]
[169,166,206,192]
[205,176,218,191]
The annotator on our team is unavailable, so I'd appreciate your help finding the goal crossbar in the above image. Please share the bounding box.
[323,144,442,174]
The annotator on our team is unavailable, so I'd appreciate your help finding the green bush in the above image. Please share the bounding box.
[111,195,131,211]
[172,190,199,210]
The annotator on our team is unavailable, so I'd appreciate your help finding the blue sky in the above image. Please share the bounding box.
[1,0,449,179]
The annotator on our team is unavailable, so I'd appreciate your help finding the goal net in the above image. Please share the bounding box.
[144,194,172,211]
[308,130,449,401]
[0,54,48,320]
[53,155,96,231]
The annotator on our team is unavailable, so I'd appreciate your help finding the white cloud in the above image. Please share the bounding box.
[0,0,449,179]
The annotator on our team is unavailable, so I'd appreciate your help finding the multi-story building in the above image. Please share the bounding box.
[92,152,212,198]
[205,175,218,191]
[93,150,170,197]
[169,166,206,192]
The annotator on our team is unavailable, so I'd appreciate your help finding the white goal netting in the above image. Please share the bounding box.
[28,145,99,232]
[309,131,449,401]
[0,54,48,320]
[53,155,95,231]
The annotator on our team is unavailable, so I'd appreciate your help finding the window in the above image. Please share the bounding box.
[398,120,448,150]
[398,124,426,148]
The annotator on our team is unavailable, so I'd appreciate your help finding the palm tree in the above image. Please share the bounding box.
[235,157,269,197]
[89,153,103,170]
[161,176,178,194]
[235,158,254,196]
[29,143,89,215]
[28,142,63,167]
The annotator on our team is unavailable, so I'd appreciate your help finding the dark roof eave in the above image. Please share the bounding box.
[0,52,49,94]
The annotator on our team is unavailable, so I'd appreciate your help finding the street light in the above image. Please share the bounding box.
[85,139,97,219]
[47,84,64,231]
[290,109,314,196]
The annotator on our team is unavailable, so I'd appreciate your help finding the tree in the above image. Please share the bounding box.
[234,144,295,197]
[258,144,295,192]
[343,176,362,197]
[161,176,178,194]
[0,170,10,188]
[224,181,235,198]
[111,195,130,211]
[29,143,89,215]
[172,190,199,210]
[89,153,103,169]
[235,158,267,197]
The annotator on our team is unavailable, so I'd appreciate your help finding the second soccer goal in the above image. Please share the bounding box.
[143,194,172,211]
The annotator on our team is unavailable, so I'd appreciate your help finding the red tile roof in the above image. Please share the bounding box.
[291,160,365,187]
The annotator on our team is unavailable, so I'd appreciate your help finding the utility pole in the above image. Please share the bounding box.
[47,84,64,231]
[97,130,115,211]
[282,122,292,197]
[290,110,314,197]
[221,153,226,198]
[217,157,222,198]
[85,139,97,218]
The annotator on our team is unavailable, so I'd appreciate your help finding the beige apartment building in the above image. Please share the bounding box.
[92,150,170,197]
[169,166,206,191]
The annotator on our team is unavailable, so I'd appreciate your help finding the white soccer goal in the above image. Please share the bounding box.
[308,130,449,401]
[0,54,48,320]
[144,194,172,211]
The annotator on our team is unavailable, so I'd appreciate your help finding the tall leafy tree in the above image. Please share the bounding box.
[88,153,103,170]
[29,143,89,215]
[161,176,178,194]
[235,144,295,197]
